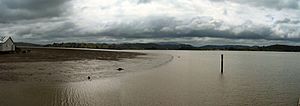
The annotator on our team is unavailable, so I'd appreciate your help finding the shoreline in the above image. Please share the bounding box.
[0,48,173,82]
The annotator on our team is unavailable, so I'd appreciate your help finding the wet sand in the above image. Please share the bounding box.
[0,48,173,82]
[0,47,143,63]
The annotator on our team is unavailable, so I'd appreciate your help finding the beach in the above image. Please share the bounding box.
[0,48,173,82]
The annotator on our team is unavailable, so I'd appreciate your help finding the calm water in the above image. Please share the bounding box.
[1,51,300,106]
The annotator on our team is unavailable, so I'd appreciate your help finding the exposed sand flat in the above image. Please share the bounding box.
[0,48,173,82]
[0,48,143,63]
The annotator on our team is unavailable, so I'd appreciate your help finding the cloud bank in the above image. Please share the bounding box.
[0,0,300,46]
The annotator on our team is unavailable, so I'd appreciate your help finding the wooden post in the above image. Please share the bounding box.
[298,98,300,106]
[221,54,223,74]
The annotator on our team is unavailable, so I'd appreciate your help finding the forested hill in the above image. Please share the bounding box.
[44,42,195,50]
[41,43,300,52]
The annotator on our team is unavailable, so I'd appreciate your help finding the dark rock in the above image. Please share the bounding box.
[117,68,124,71]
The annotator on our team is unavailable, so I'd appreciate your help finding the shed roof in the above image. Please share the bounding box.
[0,36,11,43]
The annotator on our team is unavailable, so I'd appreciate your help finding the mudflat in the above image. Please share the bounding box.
[0,47,144,63]
[0,48,172,82]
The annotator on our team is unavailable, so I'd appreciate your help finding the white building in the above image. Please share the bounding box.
[0,36,15,52]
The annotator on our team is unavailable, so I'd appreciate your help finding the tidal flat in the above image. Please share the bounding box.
[0,48,173,82]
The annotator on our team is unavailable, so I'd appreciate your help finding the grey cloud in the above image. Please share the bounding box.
[0,18,75,42]
[1,0,300,45]
[275,18,292,24]
[138,0,152,4]
[4,15,300,44]
[211,0,300,9]
[0,0,69,23]
[275,18,300,24]
[94,16,279,41]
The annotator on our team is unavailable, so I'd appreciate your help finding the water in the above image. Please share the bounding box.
[1,51,300,106]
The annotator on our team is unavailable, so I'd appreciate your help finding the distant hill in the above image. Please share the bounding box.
[199,45,251,50]
[12,42,298,52]
[260,44,300,52]
[15,42,43,47]
[199,44,300,52]
[44,42,196,50]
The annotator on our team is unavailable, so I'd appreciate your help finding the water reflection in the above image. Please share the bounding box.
[1,51,300,106]
[0,78,122,106]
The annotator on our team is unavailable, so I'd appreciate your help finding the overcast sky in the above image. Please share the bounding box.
[0,0,300,46]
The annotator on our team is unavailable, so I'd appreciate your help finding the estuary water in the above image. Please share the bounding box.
[1,50,300,106]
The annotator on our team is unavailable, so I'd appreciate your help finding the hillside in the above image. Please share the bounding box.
[43,42,300,52]
[15,42,43,47]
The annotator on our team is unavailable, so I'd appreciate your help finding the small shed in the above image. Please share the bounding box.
[0,36,15,52]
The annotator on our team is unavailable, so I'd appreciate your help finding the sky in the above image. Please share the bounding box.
[0,0,300,46]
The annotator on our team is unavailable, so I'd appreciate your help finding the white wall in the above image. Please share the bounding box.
[0,38,15,51]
